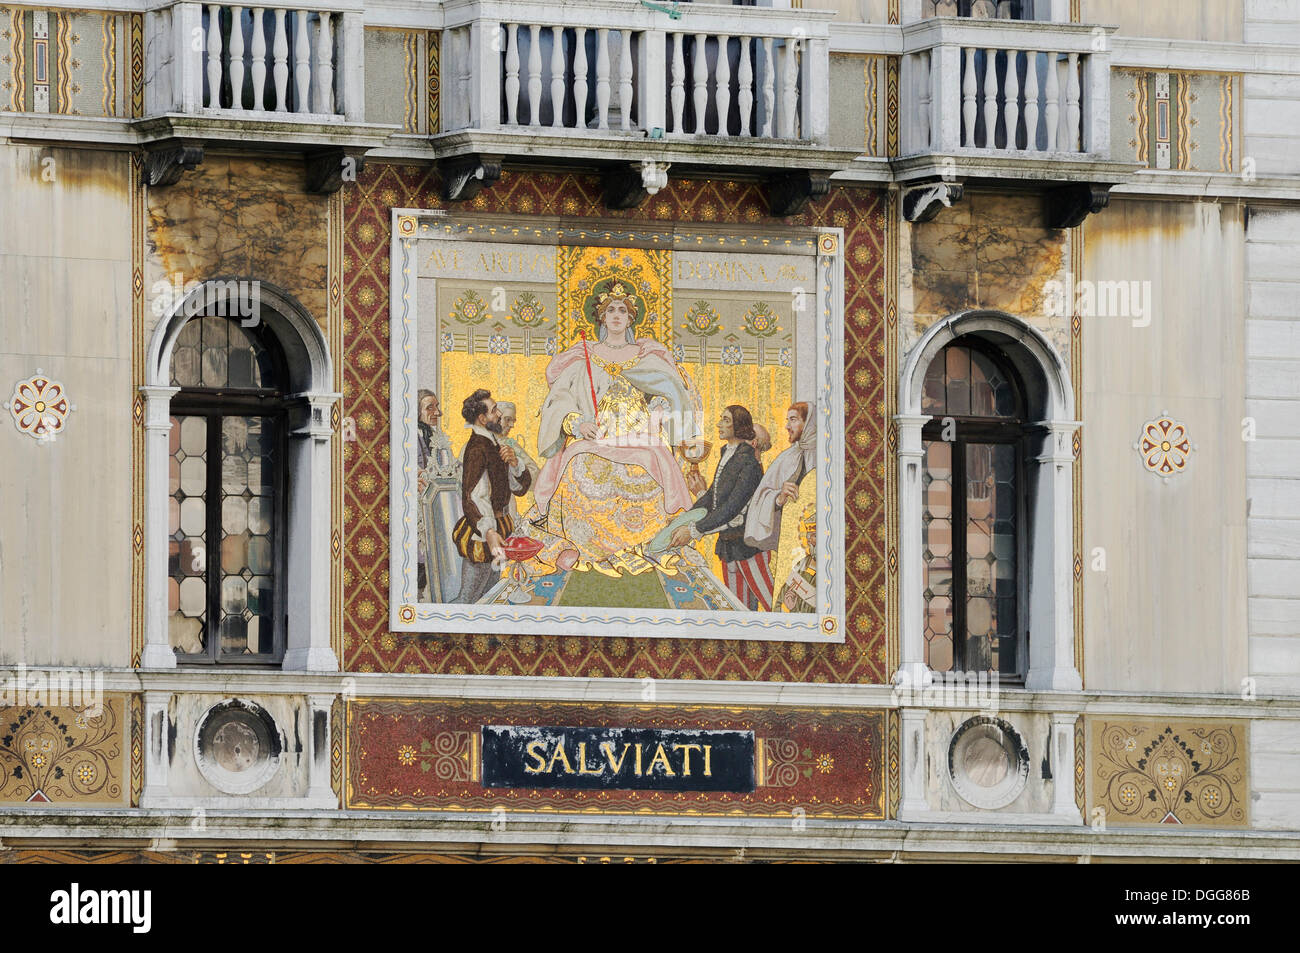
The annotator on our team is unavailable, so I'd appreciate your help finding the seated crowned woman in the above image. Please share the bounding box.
[528,279,701,572]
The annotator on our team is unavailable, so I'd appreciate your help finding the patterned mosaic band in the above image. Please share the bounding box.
[348,698,886,818]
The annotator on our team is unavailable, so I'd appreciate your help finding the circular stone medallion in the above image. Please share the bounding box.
[947,716,1030,810]
[194,700,282,795]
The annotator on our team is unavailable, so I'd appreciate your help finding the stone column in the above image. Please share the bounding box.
[1050,711,1082,820]
[1025,419,1083,691]
[141,385,180,669]
[283,393,341,672]
[140,690,173,805]
[897,707,930,818]
[893,414,933,688]
[305,693,338,807]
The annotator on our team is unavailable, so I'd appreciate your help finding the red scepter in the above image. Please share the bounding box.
[578,329,600,435]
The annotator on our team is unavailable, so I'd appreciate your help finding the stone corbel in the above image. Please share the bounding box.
[439,153,503,202]
[902,181,964,223]
[1045,183,1111,229]
[305,148,367,195]
[764,170,832,217]
[142,144,204,187]
[602,160,671,210]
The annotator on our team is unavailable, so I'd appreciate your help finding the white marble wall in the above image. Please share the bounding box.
[1082,198,1249,694]
[0,145,134,668]
[1251,717,1300,828]
[1246,206,1300,697]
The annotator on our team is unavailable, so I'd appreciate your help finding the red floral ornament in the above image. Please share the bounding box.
[9,373,71,440]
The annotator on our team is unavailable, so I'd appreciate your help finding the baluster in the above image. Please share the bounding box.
[1023,50,1039,151]
[692,33,707,133]
[760,36,775,137]
[1044,52,1059,151]
[228,6,244,110]
[982,48,997,149]
[713,34,730,135]
[250,8,266,110]
[1065,51,1080,151]
[1002,49,1019,150]
[503,23,520,125]
[961,48,976,147]
[272,8,288,111]
[459,26,473,128]
[206,5,223,108]
[737,36,753,136]
[595,28,611,129]
[779,36,797,138]
[315,12,333,114]
[618,28,633,130]
[527,24,542,126]
[670,33,685,132]
[550,25,564,128]
[916,50,931,150]
[573,27,588,129]
[293,10,309,112]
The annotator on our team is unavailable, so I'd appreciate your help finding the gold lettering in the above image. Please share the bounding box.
[645,743,676,776]
[634,743,643,776]
[546,740,574,774]
[672,743,702,777]
[602,742,631,774]
[577,742,603,775]
[523,740,547,774]
[703,745,712,777]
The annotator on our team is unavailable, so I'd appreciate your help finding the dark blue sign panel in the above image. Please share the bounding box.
[481,725,756,792]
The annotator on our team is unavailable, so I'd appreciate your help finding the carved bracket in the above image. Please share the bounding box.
[305,148,367,194]
[602,160,671,210]
[902,181,964,223]
[764,170,832,217]
[141,144,204,187]
[439,154,503,202]
[1045,183,1111,229]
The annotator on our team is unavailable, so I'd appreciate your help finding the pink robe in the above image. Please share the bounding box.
[532,338,693,518]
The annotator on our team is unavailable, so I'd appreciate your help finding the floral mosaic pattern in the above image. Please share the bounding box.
[9,372,71,440]
[1091,719,1247,827]
[1137,416,1191,477]
[0,700,124,804]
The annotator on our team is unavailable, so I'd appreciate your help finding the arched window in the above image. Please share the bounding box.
[920,340,1027,676]
[168,316,289,663]
[896,310,1080,693]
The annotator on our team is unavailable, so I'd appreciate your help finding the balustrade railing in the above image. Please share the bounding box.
[902,19,1110,158]
[440,0,830,144]
[147,1,363,121]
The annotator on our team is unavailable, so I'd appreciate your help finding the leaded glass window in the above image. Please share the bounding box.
[921,340,1026,677]
[168,316,287,663]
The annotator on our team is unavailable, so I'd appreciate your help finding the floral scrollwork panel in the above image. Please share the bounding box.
[0,699,125,805]
[1090,719,1247,827]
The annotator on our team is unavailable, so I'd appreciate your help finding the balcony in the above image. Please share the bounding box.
[136,0,392,187]
[434,0,857,210]
[896,16,1136,222]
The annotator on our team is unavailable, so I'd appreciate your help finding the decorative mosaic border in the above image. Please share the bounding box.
[347,698,886,819]
[342,168,888,679]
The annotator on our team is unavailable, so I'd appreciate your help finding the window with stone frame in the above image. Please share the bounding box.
[920,339,1028,678]
[167,315,289,663]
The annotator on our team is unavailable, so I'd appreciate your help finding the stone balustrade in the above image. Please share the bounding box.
[439,0,830,143]
[902,18,1111,157]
